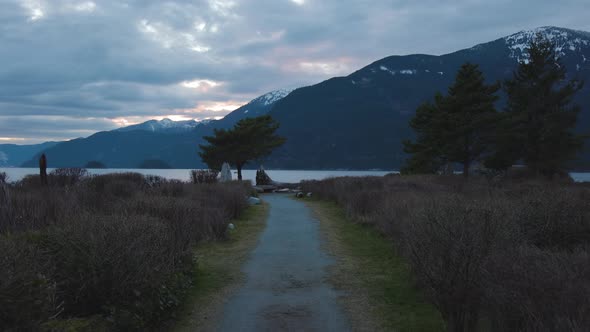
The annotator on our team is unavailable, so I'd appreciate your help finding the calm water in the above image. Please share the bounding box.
[0,168,394,183]
[2,168,589,183]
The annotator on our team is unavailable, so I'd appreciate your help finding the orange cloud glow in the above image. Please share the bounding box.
[180,100,247,114]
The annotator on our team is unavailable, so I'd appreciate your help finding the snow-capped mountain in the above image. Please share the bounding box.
[264,26,590,169]
[19,26,590,170]
[360,27,590,84]
[115,89,295,134]
[503,26,590,63]
[250,89,294,106]
[218,88,296,126]
[116,118,203,133]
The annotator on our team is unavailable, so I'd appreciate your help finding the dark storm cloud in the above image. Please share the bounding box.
[1,0,589,143]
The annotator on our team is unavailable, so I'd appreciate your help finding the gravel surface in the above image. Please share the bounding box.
[218,194,350,332]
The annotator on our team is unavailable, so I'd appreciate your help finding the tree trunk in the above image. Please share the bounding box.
[237,164,243,181]
[463,160,470,178]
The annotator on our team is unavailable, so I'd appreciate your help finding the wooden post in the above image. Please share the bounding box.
[39,154,48,186]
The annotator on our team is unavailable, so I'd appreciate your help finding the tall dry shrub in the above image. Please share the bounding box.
[49,168,89,187]
[303,175,590,331]
[0,235,58,330]
[402,197,517,332]
[484,246,590,331]
[190,169,219,184]
[0,174,10,227]
[0,172,250,330]
[511,187,590,249]
[41,215,191,327]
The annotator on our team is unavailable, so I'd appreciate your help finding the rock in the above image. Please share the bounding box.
[228,223,236,230]
[306,192,313,198]
[296,192,304,198]
[255,165,274,186]
[219,162,232,182]
[248,196,261,205]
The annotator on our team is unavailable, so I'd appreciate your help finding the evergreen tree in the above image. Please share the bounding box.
[402,63,499,177]
[444,63,500,177]
[199,115,286,180]
[487,34,584,176]
[401,95,448,174]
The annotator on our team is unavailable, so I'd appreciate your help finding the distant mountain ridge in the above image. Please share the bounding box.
[16,26,590,170]
[116,118,205,133]
[0,142,59,168]
[262,26,590,169]
[20,89,295,168]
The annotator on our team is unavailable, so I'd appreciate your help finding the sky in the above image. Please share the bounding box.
[1,0,589,144]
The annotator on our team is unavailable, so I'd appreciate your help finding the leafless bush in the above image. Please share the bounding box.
[511,187,590,250]
[403,197,517,332]
[0,235,58,329]
[49,167,89,186]
[303,175,590,331]
[0,187,71,232]
[190,169,219,184]
[0,177,9,225]
[42,215,188,322]
[0,172,250,330]
[144,174,168,188]
[484,246,590,331]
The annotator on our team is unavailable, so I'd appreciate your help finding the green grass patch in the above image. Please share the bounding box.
[306,200,445,332]
[172,202,269,332]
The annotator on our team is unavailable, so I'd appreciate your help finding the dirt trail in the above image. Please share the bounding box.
[218,194,350,332]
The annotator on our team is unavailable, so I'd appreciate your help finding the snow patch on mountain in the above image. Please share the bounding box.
[117,118,202,133]
[380,65,395,75]
[504,27,590,62]
[379,66,417,75]
[251,88,295,106]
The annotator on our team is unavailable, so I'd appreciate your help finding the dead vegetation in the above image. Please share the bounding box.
[302,175,590,332]
[0,170,250,331]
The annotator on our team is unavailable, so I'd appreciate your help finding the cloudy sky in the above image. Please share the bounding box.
[1,0,589,144]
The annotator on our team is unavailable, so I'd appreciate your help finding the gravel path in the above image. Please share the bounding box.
[218,194,350,332]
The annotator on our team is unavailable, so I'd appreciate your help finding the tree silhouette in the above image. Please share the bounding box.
[487,34,585,176]
[199,115,286,180]
[403,63,499,176]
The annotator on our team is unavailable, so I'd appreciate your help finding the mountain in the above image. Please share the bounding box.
[21,89,294,168]
[218,89,294,126]
[263,26,590,169]
[0,142,59,167]
[115,118,205,133]
[20,27,590,170]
